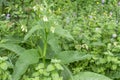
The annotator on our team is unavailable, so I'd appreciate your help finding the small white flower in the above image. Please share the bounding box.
[40,7,44,11]
[33,6,37,11]
[1,14,5,17]
[101,0,105,4]
[82,44,89,50]
[50,27,55,33]
[43,15,48,22]
[89,15,93,19]
[113,42,118,46]
[95,28,100,31]
[21,25,27,32]
[7,14,10,17]
[95,28,101,33]
[116,20,118,24]
[6,14,10,20]
[110,12,112,16]
[112,33,117,38]
[109,12,113,17]
[118,2,120,6]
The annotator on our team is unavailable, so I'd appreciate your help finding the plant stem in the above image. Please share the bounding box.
[43,40,47,65]
[43,28,48,66]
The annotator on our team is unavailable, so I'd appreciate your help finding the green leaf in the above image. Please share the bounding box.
[55,51,92,64]
[55,27,74,40]
[54,63,63,70]
[51,71,60,80]
[0,0,6,6]
[12,49,39,80]
[61,65,73,80]
[73,72,112,80]
[0,37,22,44]
[0,43,25,55]
[46,64,55,72]
[46,46,56,59]
[24,25,40,41]
[48,35,61,53]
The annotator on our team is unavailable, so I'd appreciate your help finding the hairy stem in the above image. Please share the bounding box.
[43,28,48,66]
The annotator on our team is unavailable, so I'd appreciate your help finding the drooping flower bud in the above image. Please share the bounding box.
[89,15,93,19]
[112,33,117,38]
[6,14,10,20]
[101,0,105,4]
[95,28,101,32]
[43,15,48,22]
[110,12,112,16]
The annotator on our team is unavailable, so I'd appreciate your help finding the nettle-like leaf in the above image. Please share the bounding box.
[55,51,92,64]
[0,43,25,55]
[12,49,39,80]
[54,27,74,40]
[73,72,112,80]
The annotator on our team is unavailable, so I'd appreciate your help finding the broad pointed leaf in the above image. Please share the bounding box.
[0,43,25,55]
[55,27,74,40]
[48,37,61,53]
[73,72,112,80]
[12,49,39,80]
[55,51,92,64]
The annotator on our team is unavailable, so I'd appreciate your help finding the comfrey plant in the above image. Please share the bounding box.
[0,2,75,80]
[0,1,113,80]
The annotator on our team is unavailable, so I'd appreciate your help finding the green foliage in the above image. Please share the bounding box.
[73,72,112,80]
[0,43,25,55]
[12,49,39,80]
[55,51,92,64]
[54,27,74,40]
[48,36,61,53]
[21,59,64,80]
[0,56,12,80]
[0,0,120,80]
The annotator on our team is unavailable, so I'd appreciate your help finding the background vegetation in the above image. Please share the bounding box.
[0,0,120,80]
